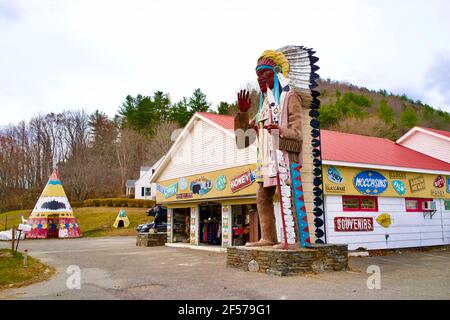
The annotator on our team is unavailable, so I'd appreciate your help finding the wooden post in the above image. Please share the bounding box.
[11,225,16,254]
[4,215,7,231]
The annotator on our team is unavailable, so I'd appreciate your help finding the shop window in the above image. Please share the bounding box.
[342,196,378,212]
[405,198,433,212]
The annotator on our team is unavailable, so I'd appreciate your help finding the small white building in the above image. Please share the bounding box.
[135,157,164,200]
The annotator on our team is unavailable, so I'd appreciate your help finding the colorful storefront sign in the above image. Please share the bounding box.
[190,177,212,195]
[215,175,227,191]
[323,166,450,199]
[179,178,188,191]
[409,176,426,193]
[434,176,445,189]
[353,171,388,196]
[392,180,406,196]
[376,214,392,228]
[156,164,257,203]
[230,170,256,193]
[447,177,450,193]
[334,217,374,232]
[163,182,178,199]
[327,166,344,184]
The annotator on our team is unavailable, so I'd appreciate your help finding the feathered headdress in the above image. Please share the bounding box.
[257,46,320,110]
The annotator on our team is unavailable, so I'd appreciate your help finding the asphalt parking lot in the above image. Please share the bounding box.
[0,237,449,300]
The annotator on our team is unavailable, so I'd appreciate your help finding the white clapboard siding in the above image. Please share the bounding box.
[159,119,257,181]
[324,195,450,250]
[399,131,450,163]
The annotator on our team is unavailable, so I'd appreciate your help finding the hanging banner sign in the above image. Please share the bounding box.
[230,170,256,193]
[353,171,388,196]
[334,217,374,232]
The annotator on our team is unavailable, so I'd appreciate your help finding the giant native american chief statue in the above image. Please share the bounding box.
[235,46,325,249]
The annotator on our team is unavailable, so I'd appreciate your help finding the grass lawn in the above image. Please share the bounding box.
[0,249,55,290]
[0,207,154,238]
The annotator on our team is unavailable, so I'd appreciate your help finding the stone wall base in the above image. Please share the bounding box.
[136,232,167,247]
[227,244,348,276]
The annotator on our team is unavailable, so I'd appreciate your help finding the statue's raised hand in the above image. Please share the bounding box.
[237,90,251,113]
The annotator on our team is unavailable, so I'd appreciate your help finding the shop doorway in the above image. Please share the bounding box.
[172,208,190,243]
[199,203,222,246]
[47,215,59,238]
[231,204,260,246]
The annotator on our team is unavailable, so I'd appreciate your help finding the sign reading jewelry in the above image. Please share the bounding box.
[353,171,388,196]
[334,217,374,232]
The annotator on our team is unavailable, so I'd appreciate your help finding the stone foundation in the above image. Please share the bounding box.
[227,244,348,276]
[136,232,167,247]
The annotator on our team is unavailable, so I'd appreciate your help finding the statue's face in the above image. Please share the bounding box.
[256,68,274,93]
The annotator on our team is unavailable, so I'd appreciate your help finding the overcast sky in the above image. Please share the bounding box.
[1,0,449,126]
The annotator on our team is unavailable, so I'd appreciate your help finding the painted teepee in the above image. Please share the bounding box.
[113,210,130,228]
[26,168,82,239]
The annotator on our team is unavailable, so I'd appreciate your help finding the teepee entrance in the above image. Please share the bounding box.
[26,168,82,239]
[113,210,130,229]
[47,215,59,238]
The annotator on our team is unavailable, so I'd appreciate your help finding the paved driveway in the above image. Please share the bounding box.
[1,237,449,300]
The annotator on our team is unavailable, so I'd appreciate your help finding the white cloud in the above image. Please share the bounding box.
[0,0,449,125]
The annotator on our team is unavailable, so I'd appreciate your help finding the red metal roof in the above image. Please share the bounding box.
[197,112,234,129]
[198,112,450,172]
[420,127,450,139]
[321,130,450,171]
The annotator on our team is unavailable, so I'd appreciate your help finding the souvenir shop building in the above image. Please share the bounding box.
[321,128,450,250]
[150,112,268,248]
[151,111,450,251]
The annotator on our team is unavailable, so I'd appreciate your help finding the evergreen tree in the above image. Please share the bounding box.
[217,101,232,115]
[169,97,191,127]
[400,106,418,129]
[377,98,395,123]
[189,88,211,113]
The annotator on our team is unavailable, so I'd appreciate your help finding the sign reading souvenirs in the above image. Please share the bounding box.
[353,171,388,196]
[434,176,445,189]
[230,170,256,193]
[327,167,344,184]
[334,217,374,232]
[392,180,406,196]
[409,176,426,193]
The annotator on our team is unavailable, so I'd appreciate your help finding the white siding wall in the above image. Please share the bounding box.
[134,181,156,200]
[325,195,450,250]
[400,132,450,163]
[159,119,257,181]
